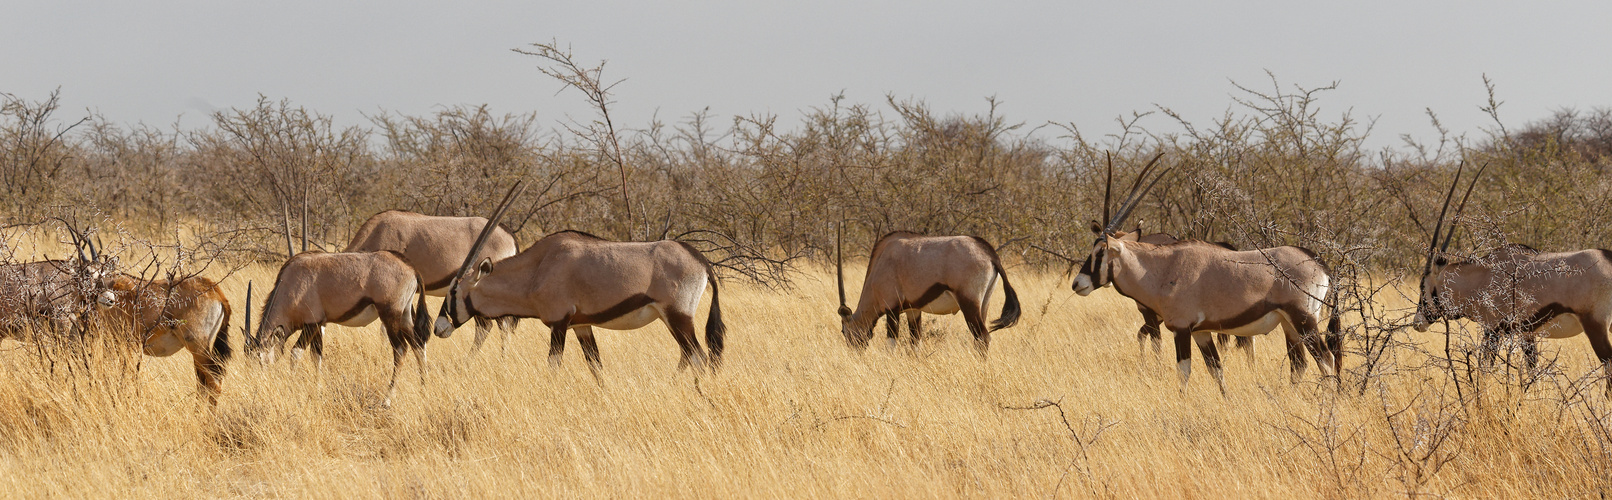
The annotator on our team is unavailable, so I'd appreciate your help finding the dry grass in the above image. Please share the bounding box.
[2,260,1611,499]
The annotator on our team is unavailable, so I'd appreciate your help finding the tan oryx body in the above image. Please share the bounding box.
[345,210,520,352]
[247,251,432,406]
[1125,233,1257,363]
[1413,164,1612,392]
[1415,245,1612,375]
[837,231,1021,357]
[436,230,726,377]
[1072,153,1339,392]
[106,274,232,404]
[434,183,726,378]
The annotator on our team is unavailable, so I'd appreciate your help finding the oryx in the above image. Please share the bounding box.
[1072,154,1340,392]
[0,226,117,339]
[246,250,433,406]
[345,210,521,352]
[1125,232,1256,363]
[836,229,1021,357]
[1412,164,1612,393]
[433,183,727,378]
[105,274,232,404]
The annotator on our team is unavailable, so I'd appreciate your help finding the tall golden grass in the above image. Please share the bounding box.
[2,259,1610,498]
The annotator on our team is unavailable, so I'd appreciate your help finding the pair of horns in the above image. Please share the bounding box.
[1424,161,1487,273]
[1100,151,1172,235]
[56,218,101,265]
[453,181,527,286]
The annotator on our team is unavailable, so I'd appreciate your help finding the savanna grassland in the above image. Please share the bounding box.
[3,254,1612,499]
[6,61,1612,498]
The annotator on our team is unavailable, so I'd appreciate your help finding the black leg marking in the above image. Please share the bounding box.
[906,312,923,347]
[547,317,571,368]
[1173,328,1194,386]
[1194,332,1226,395]
[666,311,703,371]
[960,298,989,358]
[575,325,603,382]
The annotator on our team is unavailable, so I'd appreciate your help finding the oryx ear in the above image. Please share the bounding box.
[1433,256,1448,267]
[475,258,493,281]
[1089,219,1102,234]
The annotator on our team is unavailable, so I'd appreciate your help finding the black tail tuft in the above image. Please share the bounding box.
[705,274,726,369]
[212,299,233,368]
[1327,304,1343,372]
[989,261,1021,332]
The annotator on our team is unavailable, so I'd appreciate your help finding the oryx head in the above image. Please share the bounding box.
[1074,152,1170,296]
[1414,162,1485,332]
[239,281,289,364]
[62,222,119,311]
[436,182,526,337]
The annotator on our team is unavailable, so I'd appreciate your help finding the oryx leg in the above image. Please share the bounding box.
[1235,336,1255,366]
[1194,331,1226,394]
[1296,315,1336,380]
[547,317,571,368]
[190,349,225,406]
[499,317,519,351]
[960,297,989,358]
[1582,318,1612,397]
[383,333,406,408]
[1478,326,1505,370]
[906,311,923,347]
[1172,328,1194,386]
[667,311,705,371]
[471,316,494,354]
[1522,335,1540,373]
[1280,322,1310,383]
[574,325,603,381]
[1138,306,1163,357]
[884,312,900,349]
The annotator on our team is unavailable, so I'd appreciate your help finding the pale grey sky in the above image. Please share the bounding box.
[4,1,1608,150]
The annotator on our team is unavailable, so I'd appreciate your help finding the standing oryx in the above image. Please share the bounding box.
[1072,154,1340,392]
[1412,163,1612,393]
[345,210,521,352]
[1122,232,1256,364]
[836,229,1021,357]
[105,274,233,405]
[246,250,433,406]
[434,183,727,379]
[0,226,117,339]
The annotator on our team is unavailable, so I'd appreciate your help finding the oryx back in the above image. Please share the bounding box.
[344,211,518,295]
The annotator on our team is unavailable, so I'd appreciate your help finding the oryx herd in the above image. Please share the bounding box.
[2,159,1610,407]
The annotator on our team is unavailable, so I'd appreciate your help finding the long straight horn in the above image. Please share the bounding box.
[66,224,89,264]
[836,222,848,316]
[1106,153,1172,233]
[1101,151,1114,228]
[1441,161,1489,253]
[244,281,254,343]
[453,181,527,282]
[1425,161,1465,272]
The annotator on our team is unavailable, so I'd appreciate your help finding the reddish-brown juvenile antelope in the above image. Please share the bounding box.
[1412,164,1612,393]
[434,183,726,378]
[836,229,1021,357]
[105,274,232,404]
[346,210,521,353]
[1072,154,1340,392]
[246,250,432,406]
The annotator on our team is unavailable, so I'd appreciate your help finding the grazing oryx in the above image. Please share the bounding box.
[106,274,232,405]
[1412,163,1612,393]
[836,229,1021,357]
[345,210,520,352]
[1124,232,1256,363]
[434,183,727,378]
[0,228,117,339]
[1072,154,1340,392]
[246,250,432,406]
